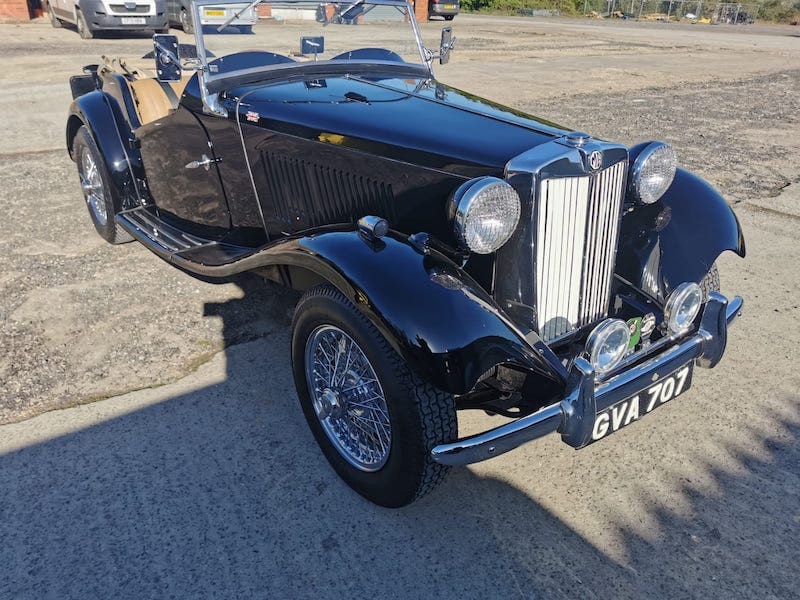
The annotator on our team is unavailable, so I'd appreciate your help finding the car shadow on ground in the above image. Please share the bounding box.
[1,274,797,599]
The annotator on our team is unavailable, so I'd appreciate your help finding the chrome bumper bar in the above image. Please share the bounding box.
[431,292,743,466]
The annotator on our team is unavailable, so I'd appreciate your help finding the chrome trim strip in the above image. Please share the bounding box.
[431,293,744,466]
[235,90,271,240]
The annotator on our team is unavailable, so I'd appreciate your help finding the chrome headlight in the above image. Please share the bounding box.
[448,177,521,254]
[664,282,703,333]
[630,142,677,204]
[586,319,631,375]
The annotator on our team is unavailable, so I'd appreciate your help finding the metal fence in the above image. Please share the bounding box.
[582,0,761,21]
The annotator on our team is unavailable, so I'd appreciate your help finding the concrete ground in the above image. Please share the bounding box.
[1,14,798,599]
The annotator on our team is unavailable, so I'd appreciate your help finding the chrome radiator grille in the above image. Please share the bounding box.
[109,4,150,13]
[535,161,626,341]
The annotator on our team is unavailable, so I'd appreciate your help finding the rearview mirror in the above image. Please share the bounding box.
[439,26,456,65]
[153,34,181,82]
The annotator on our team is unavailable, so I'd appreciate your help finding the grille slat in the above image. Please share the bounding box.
[587,171,604,320]
[535,161,626,342]
[568,178,588,329]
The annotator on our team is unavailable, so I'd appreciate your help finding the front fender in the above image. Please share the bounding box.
[67,88,141,210]
[273,230,567,395]
[616,168,745,300]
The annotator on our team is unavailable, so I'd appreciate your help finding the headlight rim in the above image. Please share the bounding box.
[629,141,677,205]
[449,176,521,255]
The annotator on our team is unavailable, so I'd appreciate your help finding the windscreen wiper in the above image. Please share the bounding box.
[217,0,260,32]
[324,0,365,26]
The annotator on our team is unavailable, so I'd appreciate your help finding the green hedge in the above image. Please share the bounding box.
[460,0,800,22]
[757,0,800,21]
[460,0,581,13]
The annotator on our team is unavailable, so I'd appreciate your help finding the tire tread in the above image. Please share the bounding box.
[700,263,721,300]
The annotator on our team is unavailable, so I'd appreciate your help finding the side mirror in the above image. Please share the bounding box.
[301,35,325,60]
[439,26,456,65]
[153,34,181,81]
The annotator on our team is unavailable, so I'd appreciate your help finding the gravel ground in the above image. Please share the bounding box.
[0,152,298,422]
[532,71,800,203]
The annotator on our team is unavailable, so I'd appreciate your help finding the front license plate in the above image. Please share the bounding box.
[204,9,226,16]
[589,363,694,444]
[443,4,456,8]
[121,17,146,24]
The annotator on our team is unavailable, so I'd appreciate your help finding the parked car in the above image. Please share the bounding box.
[46,0,168,38]
[428,0,458,20]
[165,0,257,33]
[66,0,744,507]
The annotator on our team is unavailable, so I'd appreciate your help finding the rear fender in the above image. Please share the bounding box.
[274,229,567,395]
[67,88,142,211]
[616,168,745,300]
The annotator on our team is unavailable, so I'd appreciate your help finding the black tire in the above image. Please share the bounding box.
[291,285,457,508]
[180,9,194,34]
[700,263,720,300]
[47,2,63,27]
[444,14,455,20]
[73,126,133,244]
[76,9,94,39]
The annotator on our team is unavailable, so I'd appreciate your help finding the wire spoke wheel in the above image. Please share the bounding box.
[79,150,107,227]
[305,325,391,472]
[292,285,456,506]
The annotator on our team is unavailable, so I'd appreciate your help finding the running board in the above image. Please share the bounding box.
[116,207,256,271]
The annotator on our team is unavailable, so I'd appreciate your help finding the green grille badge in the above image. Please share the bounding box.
[627,317,642,349]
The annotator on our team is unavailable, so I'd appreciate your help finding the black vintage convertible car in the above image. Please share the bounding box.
[67,0,744,507]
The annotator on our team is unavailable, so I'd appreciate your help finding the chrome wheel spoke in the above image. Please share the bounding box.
[305,325,391,472]
[349,411,388,429]
[345,398,386,412]
[339,379,378,394]
[347,417,388,456]
[337,342,352,387]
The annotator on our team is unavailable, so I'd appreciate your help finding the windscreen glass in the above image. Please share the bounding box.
[194,0,427,73]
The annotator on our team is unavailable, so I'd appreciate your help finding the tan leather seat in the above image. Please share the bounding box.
[128,75,193,126]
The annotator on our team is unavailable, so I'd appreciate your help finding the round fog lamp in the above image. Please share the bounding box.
[664,282,703,333]
[586,319,631,375]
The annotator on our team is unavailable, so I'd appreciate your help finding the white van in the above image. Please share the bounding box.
[46,0,169,39]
